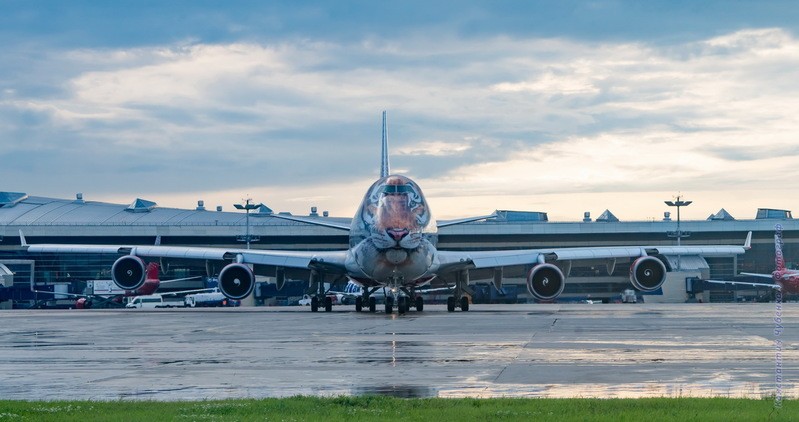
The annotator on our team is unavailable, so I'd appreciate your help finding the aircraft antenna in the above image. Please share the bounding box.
[381,110,390,178]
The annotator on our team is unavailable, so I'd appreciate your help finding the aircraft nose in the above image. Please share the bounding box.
[387,228,409,241]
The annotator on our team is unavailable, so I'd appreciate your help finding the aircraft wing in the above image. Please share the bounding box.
[703,279,782,290]
[436,236,751,273]
[25,243,348,273]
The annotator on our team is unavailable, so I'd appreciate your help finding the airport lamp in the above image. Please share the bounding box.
[234,198,262,249]
[665,195,692,271]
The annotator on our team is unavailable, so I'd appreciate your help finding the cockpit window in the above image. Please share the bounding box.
[381,184,414,195]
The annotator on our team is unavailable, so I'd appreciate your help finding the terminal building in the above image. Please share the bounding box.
[0,190,796,308]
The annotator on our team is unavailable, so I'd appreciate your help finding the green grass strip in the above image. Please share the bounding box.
[0,397,796,421]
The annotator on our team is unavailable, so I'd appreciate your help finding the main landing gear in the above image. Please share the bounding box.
[354,287,423,314]
[447,270,471,312]
[308,272,336,313]
[310,296,334,313]
[447,295,469,312]
[355,289,380,313]
[354,295,378,313]
[387,295,420,314]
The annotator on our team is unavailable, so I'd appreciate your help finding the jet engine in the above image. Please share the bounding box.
[112,255,146,290]
[630,256,667,292]
[527,263,565,301]
[218,263,255,300]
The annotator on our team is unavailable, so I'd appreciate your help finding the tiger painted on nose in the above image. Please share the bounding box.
[365,175,429,250]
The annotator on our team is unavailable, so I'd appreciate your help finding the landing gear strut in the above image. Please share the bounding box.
[447,270,471,312]
[307,271,337,312]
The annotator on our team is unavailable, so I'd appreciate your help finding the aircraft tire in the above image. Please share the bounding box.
[398,296,408,314]
[311,296,319,312]
[415,296,424,312]
[324,296,333,312]
[369,297,377,313]
[385,296,394,314]
[460,296,470,312]
[355,296,363,312]
[447,296,456,312]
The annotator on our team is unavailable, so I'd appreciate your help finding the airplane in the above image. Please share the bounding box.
[704,224,798,293]
[22,111,752,314]
[29,261,205,309]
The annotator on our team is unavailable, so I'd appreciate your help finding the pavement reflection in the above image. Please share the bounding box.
[0,303,795,400]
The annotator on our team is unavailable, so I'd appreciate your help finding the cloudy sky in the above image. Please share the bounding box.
[3,1,799,221]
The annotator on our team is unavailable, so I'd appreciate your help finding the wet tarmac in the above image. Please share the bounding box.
[0,303,796,400]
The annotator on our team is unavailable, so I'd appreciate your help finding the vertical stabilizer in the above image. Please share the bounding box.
[380,110,390,178]
[775,224,786,271]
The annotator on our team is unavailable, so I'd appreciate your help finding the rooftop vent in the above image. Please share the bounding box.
[583,211,591,222]
[323,211,329,217]
[596,209,619,223]
[310,206,319,217]
[196,200,206,211]
[125,198,157,213]
[0,191,28,208]
[216,206,223,212]
[74,193,85,204]
[663,211,672,221]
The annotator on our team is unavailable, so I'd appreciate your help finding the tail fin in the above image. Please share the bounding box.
[19,230,28,247]
[775,224,785,271]
[380,110,390,178]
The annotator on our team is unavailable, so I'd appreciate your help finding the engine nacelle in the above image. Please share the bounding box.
[112,255,146,291]
[527,263,565,301]
[218,263,255,300]
[630,256,667,292]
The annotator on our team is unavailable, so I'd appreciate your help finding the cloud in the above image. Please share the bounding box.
[3,24,799,219]
[394,141,473,157]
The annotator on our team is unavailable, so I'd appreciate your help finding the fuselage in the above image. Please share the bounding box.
[344,174,440,288]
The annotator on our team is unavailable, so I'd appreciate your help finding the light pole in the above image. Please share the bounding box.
[665,195,692,270]
[235,198,263,249]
